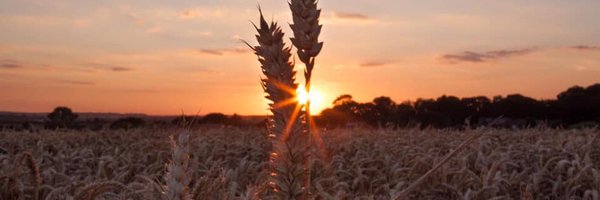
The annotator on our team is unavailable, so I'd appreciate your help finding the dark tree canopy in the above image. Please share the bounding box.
[45,106,78,129]
[202,113,228,124]
[316,83,600,129]
[110,117,146,130]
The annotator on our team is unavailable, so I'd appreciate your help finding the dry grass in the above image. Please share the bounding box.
[1,127,599,199]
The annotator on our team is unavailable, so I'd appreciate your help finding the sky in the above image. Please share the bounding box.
[1,0,600,115]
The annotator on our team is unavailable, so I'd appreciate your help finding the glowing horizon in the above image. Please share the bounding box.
[1,0,599,115]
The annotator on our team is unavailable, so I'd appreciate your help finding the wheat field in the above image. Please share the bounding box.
[1,127,599,199]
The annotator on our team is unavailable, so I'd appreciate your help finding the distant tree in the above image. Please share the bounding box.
[587,84,600,121]
[319,108,350,127]
[317,83,600,129]
[325,94,360,127]
[332,94,360,115]
[493,94,543,119]
[394,102,416,127]
[45,106,78,129]
[202,113,228,124]
[433,95,467,127]
[110,117,145,130]
[371,96,396,127]
[355,102,377,127]
[414,98,441,127]
[556,84,600,124]
[227,113,244,126]
[333,94,354,106]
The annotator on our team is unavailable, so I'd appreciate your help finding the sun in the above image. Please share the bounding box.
[296,85,326,114]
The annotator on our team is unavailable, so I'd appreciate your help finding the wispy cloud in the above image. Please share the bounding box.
[1,59,23,69]
[179,8,225,20]
[110,66,133,72]
[439,48,536,64]
[359,60,393,68]
[55,79,95,85]
[571,45,600,51]
[322,11,379,25]
[197,47,250,56]
[333,12,370,21]
[85,63,134,72]
[1,63,22,69]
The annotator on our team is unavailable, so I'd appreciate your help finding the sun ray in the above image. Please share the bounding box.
[280,102,304,143]
[271,97,298,109]
[268,79,298,96]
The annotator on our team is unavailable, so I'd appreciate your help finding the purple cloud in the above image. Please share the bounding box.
[571,45,600,51]
[334,12,370,21]
[440,48,535,64]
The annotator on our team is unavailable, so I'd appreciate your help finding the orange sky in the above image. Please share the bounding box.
[1,0,600,115]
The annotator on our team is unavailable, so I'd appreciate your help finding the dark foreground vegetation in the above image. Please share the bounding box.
[1,127,599,199]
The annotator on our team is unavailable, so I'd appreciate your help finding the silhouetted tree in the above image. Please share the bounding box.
[371,96,396,127]
[394,102,416,127]
[45,106,78,129]
[227,113,244,126]
[319,108,350,128]
[323,94,360,127]
[110,117,145,130]
[461,96,492,125]
[317,83,600,129]
[202,113,228,124]
[556,84,600,124]
[492,94,544,125]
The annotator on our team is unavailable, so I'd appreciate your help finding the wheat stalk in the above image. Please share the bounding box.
[289,0,323,194]
[164,131,192,200]
[21,152,41,200]
[246,8,310,199]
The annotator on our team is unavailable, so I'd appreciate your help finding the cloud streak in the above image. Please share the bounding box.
[333,12,370,21]
[322,11,378,25]
[359,60,393,68]
[440,48,535,64]
[1,59,23,69]
[1,64,22,69]
[197,47,249,56]
[179,8,225,20]
[55,79,95,85]
[85,63,134,72]
[571,45,600,51]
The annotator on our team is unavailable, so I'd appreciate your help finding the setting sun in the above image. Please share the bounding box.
[296,85,326,114]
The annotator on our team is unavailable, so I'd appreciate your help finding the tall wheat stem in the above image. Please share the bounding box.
[246,8,309,199]
[289,0,323,193]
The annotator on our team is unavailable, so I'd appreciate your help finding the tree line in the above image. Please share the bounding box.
[42,108,249,130]
[315,83,600,129]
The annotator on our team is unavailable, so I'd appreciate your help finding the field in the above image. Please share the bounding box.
[1,127,599,199]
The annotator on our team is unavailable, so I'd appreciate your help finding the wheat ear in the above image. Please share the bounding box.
[21,152,41,200]
[289,0,323,91]
[246,8,310,199]
[289,0,323,193]
[164,131,192,200]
